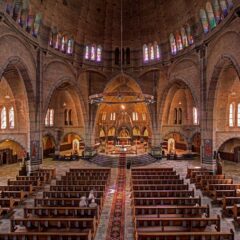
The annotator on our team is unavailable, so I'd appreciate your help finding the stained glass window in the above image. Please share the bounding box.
[85,46,90,59]
[212,0,221,23]
[200,9,209,33]
[96,45,102,62]
[181,27,189,48]
[238,103,240,127]
[143,44,149,62]
[176,32,183,51]
[150,44,154,60]
[67,39,74,54]
[229,103,234,127]
[61,36,66,52]
[9,106,15,129]
[90,45,96,61]
[55,33,61,49]
[186,24,194,45]
[193,107,198,125]
[1,107,7,129]
[49,109,54,126]
[220,0,228,17]
[206,2,216,29]
[169,33,177,55]
[33,12,42,37]
[154,42,160,59]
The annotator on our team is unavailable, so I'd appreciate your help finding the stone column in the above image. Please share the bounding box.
[29,49,43,171]
[199,45,216,172]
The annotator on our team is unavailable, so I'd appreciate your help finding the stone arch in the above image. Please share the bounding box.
[0,138,26,151]
[162,131,188,144]
[43,77,87,128]
[60,132,84,144]
[159,79,198,127]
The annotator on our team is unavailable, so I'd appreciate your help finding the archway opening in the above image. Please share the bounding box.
[218,138,240,162]
[95,76,152,155]
[163,132,187,154]
[42,135,55,159]
[60,133,84,157]
[192,132,201,154]
[0,140,25,165]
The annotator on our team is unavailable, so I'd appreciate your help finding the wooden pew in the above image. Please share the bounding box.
[0,232,92,240]
[212,190,237,204]
[134,216,221,232]
[30,172,52,182]
[132,197,201,206]
[131,171,177,176]
[186,166,205,178]
[131,179,184,185]
[11,217,96,234]
[132,190,194,198]
[190,171,213,183]
[0,197,16,215]
[39,168,56,178]
[133,205,210,218]
[132,184,189,191]
[16,175,47,183]
[207,184,240,197]
[66,172,110,177]
[135,230,234,240]
[200,179,233,191]
[0,185,33,194]
[131,168,174,172]
[2,190,27,201]
[53,184,106,192]
[8,179,41,187]
[195,174,225,188]
[56,179,108,186]
[222,196,240,216]
[24,206,100,219]
[61,175,110,181]
[34,198,103,209]
[131,175,180,180]
[43,190,104,199]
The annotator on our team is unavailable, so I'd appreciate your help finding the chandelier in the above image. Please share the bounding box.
[89,0,155,106]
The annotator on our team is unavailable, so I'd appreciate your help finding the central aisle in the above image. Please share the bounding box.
[106,154,126,240]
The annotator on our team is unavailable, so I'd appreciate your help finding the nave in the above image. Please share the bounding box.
[0,158,240,239]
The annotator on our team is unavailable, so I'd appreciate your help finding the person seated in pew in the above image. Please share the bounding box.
[79,196,88,207]
[89,198,98,208]
[88,190,95,202]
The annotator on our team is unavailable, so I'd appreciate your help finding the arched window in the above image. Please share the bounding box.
[102,112,107,121]
[19,0,29,28]
[45,109,49,126]
[126,47,130,64]
[64,109,69,125]
[9,106,15,129]
[26,7,34,33]
[115,48,120,65]
[174,108,178,124]
[175,31,183,51]
[220,0,228,17]
[200,9,209,33]
[186,24,194,45]
[143,44,149,62]
[132,112,138,121]
[49,109,54,126]
[169,33,177,55]
[178,108,182,125]
[154,42,160,60]
[142,113,146,121]
[110,112,116,121]
[212,0,221,23]
[1,107,7,129]
[193,107,198,125]
[227,0,233,9]
[229,102,234,127]
[49,32,54,47]
[13,0,22,21]
[68,110,71,124]
[85,45,90,59]
[67,38,74,54]
[61,36,67,52]
[206,2,216,29]
[33,12,42,37]
[6,0,14,15]
[238,103,240,127]
[91,45,96,61]
[149,44,154,60]
[55,33,61,49]
[96,45,102,62]
[180,27,188,48]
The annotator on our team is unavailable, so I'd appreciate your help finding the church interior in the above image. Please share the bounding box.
[0,0,240,239]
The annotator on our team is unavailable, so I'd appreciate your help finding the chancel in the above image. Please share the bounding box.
[0,0,240,239]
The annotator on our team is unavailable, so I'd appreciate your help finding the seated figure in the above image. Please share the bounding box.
[79,196,87,207]
[89,198,98,208]
[88,190,95,201]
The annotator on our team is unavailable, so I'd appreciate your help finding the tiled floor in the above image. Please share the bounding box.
[0,157,240,239]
